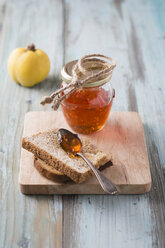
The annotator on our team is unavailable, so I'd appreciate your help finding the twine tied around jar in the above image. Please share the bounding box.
[40,54,116,110]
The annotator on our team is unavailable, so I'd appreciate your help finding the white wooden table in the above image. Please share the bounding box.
[0,0,165,247]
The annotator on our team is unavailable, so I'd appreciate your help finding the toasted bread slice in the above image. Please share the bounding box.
[22,129,111,183]
[34,157,112,183]
[34,158,70,182]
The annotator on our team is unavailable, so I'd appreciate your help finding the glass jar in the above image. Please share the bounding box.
[60,60,114,134]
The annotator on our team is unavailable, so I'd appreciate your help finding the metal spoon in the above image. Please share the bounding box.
[57,128,119,195]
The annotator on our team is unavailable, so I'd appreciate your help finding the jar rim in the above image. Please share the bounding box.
[61,60,112,88]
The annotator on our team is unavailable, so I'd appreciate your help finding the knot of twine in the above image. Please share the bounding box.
[40,54,116,110]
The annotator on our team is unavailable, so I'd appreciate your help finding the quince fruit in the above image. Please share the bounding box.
[8,44,50,87]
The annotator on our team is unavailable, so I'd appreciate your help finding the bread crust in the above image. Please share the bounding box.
[34,158,70,182]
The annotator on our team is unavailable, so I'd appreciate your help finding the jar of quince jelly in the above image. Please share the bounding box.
[60,60,115,134]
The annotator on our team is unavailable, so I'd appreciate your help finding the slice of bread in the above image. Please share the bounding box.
[22,129,111,183]
[35,157,112,183]
[34,158,70,182]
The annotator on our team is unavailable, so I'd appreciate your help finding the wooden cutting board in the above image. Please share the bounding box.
[19,111,151,194]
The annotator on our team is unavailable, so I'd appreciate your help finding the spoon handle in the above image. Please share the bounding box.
[77,152,119,195]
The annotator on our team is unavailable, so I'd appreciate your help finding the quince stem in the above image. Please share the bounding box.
[27,44,36,52]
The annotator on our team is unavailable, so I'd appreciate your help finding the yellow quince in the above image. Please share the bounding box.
[8,44,50,87]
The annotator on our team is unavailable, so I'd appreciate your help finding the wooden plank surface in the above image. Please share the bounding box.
[0,0,64,248]
[19,111,151,195]
[0,0,165,247]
